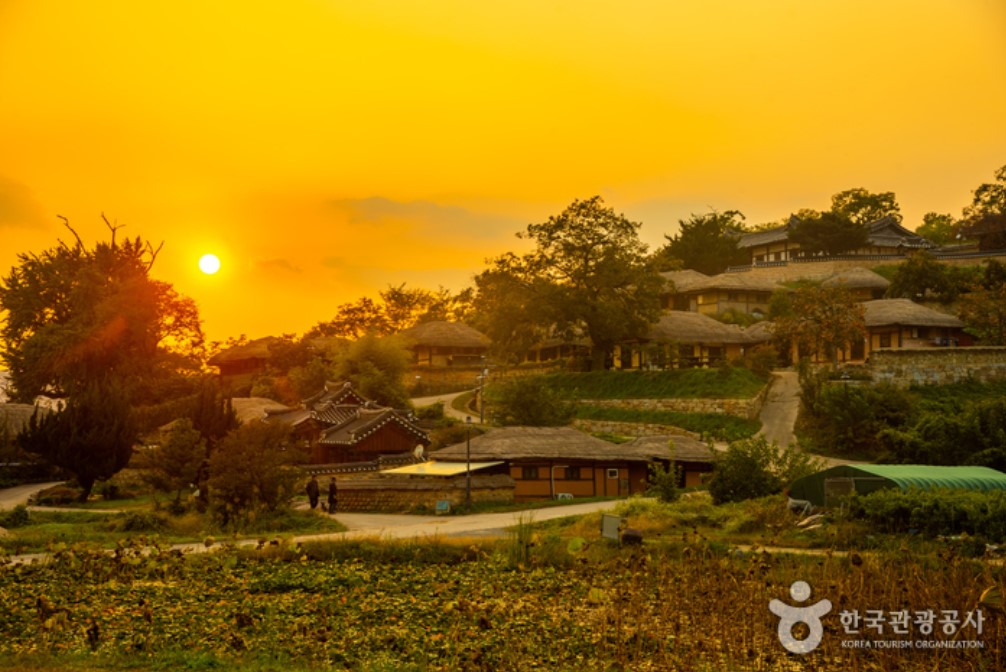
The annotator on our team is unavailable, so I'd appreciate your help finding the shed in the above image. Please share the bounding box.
[788,464,1006,507]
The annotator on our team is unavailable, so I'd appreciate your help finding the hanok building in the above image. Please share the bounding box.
[400,321,491,367]
[615,311,756,369]
[428,426,672,501]
[821,267,890,301]
[861,299,970,355]
[666,273,781,319]
[265,381,430,468]
[618,434,716,487]
[737,215,936,266]
[208,336,277,392]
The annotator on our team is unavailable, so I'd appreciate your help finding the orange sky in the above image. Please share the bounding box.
[2,1,1005,343]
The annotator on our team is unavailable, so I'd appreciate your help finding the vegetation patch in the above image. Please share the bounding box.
[575,405,760,441]
[542,367,768,400]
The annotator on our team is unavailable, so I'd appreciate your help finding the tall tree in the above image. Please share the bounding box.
[18,379,135,501]
[830,188,902,225]
[958,260,1006,345]
[656,210,749,274]
[963,164,1006,221]
[333,334,412,407]
[788,210,869,256]
[915,212,960,246]
[476,196,663,370]
[770,284,866,363]
[0,218,203,401]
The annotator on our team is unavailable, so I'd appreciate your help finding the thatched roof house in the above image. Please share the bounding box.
[431,426,666,500]
[822,267,890,300]
[663,272,780,316]
[400,321,490,366]
[0,403,37,440]
[862,299,968,352]
[619,434,716,487]
[616,311,754,369]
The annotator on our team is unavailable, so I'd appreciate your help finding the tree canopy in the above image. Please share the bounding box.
[655,210,749,275]
[770,284,866,363]
[915,212,960,246]
[0,219,203,402]
[830,188,902,225]
[474,196,663,369]
[788,210,869,256]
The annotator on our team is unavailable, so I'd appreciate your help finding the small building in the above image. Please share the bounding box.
[737,215,935,266]
[659,269,711,310]
[666,273,781,318]
[618,435,715,487]
[862,299,969,354]
[821,267,890,301]
[400,321,491,367]
[207,336,277,392]
[429,426,672,501]
[616,311,754,369]
[787,464,1006,508]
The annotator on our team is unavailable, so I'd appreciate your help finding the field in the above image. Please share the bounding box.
[1,497,1003,671]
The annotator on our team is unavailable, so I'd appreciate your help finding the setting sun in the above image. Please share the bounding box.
[198,254,221,275]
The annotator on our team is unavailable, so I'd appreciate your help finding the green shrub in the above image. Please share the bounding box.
[0,505,30,528]
[646,462,681,503]
[846,488,1006,541]
[707,436,822,505]
[112,511,168,533]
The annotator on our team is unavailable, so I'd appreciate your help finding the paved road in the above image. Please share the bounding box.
[411,390,474,422]
[0,481,64,510]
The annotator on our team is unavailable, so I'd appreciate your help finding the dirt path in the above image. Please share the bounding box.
[410,390,473,422]
[0,481,65,510]
[757,370,800,448]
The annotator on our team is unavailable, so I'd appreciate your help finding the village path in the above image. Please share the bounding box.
[756,370,801,448]
[410,390,472,422]
[0,481,64,510]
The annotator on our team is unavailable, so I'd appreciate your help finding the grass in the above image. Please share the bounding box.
[0,504,347,555]
[540,367,768,400]
[575,404,761,441]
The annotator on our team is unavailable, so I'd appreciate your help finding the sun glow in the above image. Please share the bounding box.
[198,254,221,275]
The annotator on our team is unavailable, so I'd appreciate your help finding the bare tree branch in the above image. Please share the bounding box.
[101,212,124,247]
[145,240,165,270]
[57,215,85,250]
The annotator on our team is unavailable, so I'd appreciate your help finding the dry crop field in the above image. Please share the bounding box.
[0,532,1002,671]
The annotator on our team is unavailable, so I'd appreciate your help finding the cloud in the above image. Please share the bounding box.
[252,258,302,274]
[0,175,47,229]
[324,197,521,241]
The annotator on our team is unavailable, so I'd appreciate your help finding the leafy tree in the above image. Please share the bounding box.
[830,188,902,225]
[915,212,960,246]
[881,398,1006,471]
[788,210,869,256]
[476,196,664,370]
[333,334,412,407]
[207,421,304,526]
[17,379,135,501]
[770,284,866,363]
[140,418,205,510]
[963,164,1006,221]
[958,283,1006,345]
[0,219,203,402]
[309,284,476,339]
[646,459,681,503]
[802,383,913,458]
[655,210,749,275]
[886,251,972,302]
[489,375,575,426]
[707,436,821,505]
[471,257,551,365]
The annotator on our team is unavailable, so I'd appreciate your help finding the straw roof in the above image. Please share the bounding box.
[400,321,490,349]
[743,320,775,344]
[685,273,781,293]
[431,426,660,463]
[660,269,710,293]
[619,435,716,463]
[862,299,964,328]
[230,397,296,425]
[643,311,752,344]
[822,267,890,290]
[208,336,277,365]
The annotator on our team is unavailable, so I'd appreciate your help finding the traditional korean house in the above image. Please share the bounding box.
[207,336,277,392]
[616,311,754,369]
[400,321,490,367]
[618,435,716,488]
[428,426,672,501]
[737,215,936,266]
[659,269,711,310]
[862,299,969,355]
[821,267,890,301]
[670,273,781,318]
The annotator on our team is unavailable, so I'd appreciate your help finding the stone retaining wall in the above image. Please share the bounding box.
[336,474,514,513]
[577,383,769,420]
[868,347,1006,388]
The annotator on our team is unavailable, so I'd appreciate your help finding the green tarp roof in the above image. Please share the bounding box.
[788,465,1006,507]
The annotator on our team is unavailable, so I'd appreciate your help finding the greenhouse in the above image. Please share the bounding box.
[787,464,1006,508]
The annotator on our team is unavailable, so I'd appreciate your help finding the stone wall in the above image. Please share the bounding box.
[578,383,769,420]
[336,474,514,513]
[868,347,1006,388]
[406,366,487,396]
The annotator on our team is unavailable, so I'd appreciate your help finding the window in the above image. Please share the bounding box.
[606,468,619,480]
[566,466,581,480]
[521,466,539,480]
[879,333,891,348]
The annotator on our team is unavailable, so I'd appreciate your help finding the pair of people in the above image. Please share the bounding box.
[306,475,338,512]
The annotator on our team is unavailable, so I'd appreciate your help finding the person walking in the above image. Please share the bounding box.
[327,476,338,513]
[306,475,320,510]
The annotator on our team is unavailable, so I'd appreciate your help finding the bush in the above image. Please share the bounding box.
[111,511,168,533]
[707,436,822,505]
[646,462,681,503]
[846,488,1006,541]
[0,505,30,528]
